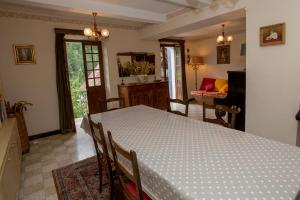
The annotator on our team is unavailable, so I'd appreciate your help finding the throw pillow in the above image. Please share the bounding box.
[215,79,228,92]
[219,84,228,93]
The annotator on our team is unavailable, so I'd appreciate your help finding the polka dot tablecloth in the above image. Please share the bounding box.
[81,105,300,200]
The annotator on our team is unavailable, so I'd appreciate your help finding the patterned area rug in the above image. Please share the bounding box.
[52,156,120,200]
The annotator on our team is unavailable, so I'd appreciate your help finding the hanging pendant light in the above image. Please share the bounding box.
[84,12,109,41]
[216,24,233,45]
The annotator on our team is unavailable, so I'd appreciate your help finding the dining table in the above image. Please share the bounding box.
[81,105,300,200]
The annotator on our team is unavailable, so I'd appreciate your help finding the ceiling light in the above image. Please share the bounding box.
[216,24,233,45]
[84,12,109,41]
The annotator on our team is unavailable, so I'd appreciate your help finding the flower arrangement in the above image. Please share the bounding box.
[127,61,154,75]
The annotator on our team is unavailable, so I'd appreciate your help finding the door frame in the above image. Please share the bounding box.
[159,39,187,100]
[64,36,106,115]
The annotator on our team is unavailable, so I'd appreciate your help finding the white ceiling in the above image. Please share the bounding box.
[0,0,215,25]
[174,17,246,40]
[95,0,182,14]
[0,0,245,39]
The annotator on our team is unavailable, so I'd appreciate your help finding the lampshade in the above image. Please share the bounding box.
[101,28,110,38]
[84,27,93,37]
[190,56,204,65]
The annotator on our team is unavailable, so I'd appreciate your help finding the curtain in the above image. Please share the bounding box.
[55,32,76,133]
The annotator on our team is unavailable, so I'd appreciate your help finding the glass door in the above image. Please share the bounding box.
[82,41,106,114]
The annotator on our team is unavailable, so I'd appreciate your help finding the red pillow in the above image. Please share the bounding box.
[204,83,215,91]
[200,78,216,91]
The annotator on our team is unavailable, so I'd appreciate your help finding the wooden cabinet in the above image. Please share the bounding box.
[0,118,22,200]
[118,81,169,110]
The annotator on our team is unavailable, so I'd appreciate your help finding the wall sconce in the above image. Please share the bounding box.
[190,56,205,90]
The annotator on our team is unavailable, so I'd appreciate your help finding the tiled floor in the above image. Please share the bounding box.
[19,104,211,200]
[19,119,96,200]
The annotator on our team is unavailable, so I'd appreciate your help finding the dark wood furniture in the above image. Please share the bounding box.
[100,97,125,112]
[108,131,151,200]
[296,110,300,121]
[215,71,246,131]
[203,103,241,129]
[88,115,114,198]
[118,81,169,110]
[167,98,189,117]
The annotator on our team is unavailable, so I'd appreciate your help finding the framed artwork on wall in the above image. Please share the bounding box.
[117,52,155,77]
[260,23,286,46]
[13,45,36,64]
[217,45,230,64]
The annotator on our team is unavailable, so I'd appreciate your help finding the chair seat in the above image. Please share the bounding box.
[126,182,152,200]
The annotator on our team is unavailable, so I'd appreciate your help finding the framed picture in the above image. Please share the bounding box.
[217,45,230,64]
[117,52,155,77]
[13,45,36,64]
[260,23,286,46]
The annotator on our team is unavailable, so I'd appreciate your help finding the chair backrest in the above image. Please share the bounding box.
[167,98,189,117]
[203,103,241,129]
[107,131,143,200]
[87,114,113,178]
[100,97,125,112]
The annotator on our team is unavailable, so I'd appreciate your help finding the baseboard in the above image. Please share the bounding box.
[29,129,62,141]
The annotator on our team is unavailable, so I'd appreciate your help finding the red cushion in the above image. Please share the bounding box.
[200,78,216,91]
[126,182,152,200]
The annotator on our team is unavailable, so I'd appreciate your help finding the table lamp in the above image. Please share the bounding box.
[190,56,204,90]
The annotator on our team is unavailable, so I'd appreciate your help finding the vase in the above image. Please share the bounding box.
[136,75,148,83]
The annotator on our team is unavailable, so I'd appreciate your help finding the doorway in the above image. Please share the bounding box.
[160,39,187,100]
[65,40,106,118]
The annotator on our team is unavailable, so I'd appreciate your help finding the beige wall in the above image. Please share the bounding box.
[185,32,246,97]
[246,0,300,145]
[0,17,160,136]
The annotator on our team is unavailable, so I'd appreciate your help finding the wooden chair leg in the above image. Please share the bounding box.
[96,156,103,193]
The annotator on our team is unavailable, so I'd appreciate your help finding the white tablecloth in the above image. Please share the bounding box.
[81,105,300,200]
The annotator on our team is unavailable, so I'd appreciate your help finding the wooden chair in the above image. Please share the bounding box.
[100,97,125,112]
[202,103,241,129]
[87,114,115,199]
[166,98,189,117]
[107,131,151,200]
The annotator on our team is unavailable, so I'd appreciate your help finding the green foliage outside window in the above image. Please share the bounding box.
[66,42,88,118]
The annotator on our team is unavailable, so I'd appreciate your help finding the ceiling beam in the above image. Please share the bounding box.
[159,0,209,9]
[24,0,167,23]
[140,0,246,39]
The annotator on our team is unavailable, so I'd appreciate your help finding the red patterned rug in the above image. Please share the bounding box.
[52,156,121,200]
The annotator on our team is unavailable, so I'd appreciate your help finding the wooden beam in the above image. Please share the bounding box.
[25,0,166,23]
[54,28,83,35]
[159,0,209,8]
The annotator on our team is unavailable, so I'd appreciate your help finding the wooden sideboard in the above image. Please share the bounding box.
[0,118,22,200]
[118,81,169,110]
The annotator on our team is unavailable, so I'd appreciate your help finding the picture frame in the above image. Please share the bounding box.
[117,52,155,77]
[217,45,230,64]
[260,23,286,46]
[13,45,36,64]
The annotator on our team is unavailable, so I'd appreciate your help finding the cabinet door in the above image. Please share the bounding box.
[130,86,153,107]
[1,145,19,200]
[153,83,169,110]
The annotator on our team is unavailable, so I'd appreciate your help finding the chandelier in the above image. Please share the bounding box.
[216,24,233,45]
[84,12,109,41]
